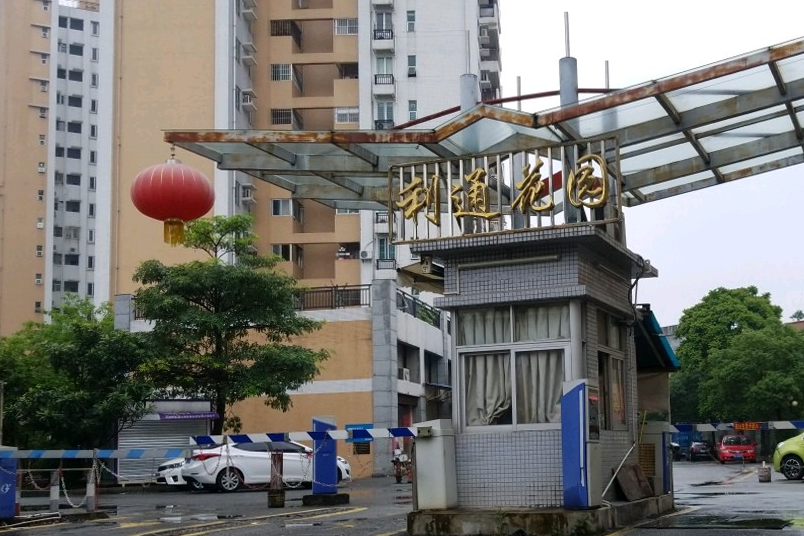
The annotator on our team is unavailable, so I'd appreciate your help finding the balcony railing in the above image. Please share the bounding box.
[397,290,441,328]
[373,28,394,40]
[376,258,396,271]
[375,211,389,224]
[374,73,394,85]
[294,285,371,310]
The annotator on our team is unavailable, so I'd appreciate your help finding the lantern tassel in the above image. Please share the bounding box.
[164,219,185,246]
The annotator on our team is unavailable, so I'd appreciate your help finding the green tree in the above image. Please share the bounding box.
[671,286,783,422]
[790,310,804,322]
[698,325,804,421]
[4,297,155,449]
[132,214,329,435]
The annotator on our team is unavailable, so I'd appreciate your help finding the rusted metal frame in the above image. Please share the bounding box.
[625,129,802,190]
[309,171,365,196]
[481,130,563,155]
[253,172,297,193]
[421,143,460,159]
[655,92,722,182]
[584,77,804,156]
[332,143,379,167]
[768,61,787,96]
[635,152,804,205]
[171,142,222,164]
[216,153,378,174]
[534,39,804,127]
[246,142,297,165]
[430,104,539,143]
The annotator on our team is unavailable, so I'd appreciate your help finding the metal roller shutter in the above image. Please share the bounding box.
[116,420,207,483]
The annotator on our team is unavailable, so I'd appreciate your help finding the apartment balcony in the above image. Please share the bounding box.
[242,41,256,66]
[242,93,256,112]
[241,7,256,21]
[480,46,500,63]
[372,29,395,52]
[371,0,394,7]
[373,74,395,96]
[479,3,499,24]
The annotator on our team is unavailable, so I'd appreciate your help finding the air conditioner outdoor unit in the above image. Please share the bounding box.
[36,250,43,257]
[407,67,416,77]
[398,367,410,381]
[35,277,43,285]
[360,250,372,260]
[69,247,76,253]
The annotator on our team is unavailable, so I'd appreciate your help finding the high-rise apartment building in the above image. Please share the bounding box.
[1,0,500,475]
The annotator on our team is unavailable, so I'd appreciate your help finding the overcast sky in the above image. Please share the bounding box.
[498,1,804,326]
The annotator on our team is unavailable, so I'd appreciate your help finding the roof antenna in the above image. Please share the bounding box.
[564,11,571,58]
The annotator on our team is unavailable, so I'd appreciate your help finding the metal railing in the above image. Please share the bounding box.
[376,258,397,271]
[396,290,441,328]
[294,285,371,310]
[373,28,394,40]
[374,73,394,85]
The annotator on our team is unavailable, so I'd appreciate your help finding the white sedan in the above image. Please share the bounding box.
[181,440,352,492]
[155,458,204,490]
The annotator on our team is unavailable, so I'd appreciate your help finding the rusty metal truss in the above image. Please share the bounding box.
[164,37,804,210]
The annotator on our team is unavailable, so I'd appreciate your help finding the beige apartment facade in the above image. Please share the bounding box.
[4,0,500,477]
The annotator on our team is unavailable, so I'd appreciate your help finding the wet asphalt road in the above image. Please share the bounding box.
[8,460,804,535]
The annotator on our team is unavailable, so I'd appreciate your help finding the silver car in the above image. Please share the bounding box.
[181,440,352,492]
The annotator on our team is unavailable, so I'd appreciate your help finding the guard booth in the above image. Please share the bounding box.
[392,138,678,509]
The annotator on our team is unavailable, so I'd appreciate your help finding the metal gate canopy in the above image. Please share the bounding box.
[164,36,804,210]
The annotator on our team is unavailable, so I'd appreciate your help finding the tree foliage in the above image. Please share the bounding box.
[2,297,155,449]
[670,286,789,423]
[132,214,329,435]
[698,325,804,421]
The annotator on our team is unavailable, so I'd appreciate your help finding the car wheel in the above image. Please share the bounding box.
[216,468,243,492]
[186,480,205,492]
[780,455,804,480]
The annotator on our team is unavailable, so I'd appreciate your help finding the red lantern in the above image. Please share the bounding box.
[131,158,215,245]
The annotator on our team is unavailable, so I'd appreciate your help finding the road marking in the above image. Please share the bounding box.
[118,521,162,529]
[294,507,367,520]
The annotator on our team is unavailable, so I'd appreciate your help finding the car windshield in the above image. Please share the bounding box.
[723,436,751,446]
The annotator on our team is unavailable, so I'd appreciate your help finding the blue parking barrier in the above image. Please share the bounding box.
[0,426,422,459]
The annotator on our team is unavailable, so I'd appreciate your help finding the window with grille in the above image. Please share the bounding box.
[335,107,359,123]
[377,100,394,121]
[271,64,291,81]
[334,18,358,35]
[408,100,417,121]
[271,109,292,125]
[407,11,415,32]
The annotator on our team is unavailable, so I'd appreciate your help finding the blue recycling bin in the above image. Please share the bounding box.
[0,456,17,519]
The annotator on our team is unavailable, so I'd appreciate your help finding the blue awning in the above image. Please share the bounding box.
[634,306,680,372]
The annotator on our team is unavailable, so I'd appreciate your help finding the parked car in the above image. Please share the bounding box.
[156,458,204,490]
[686,441,712,461]
[718,434,756,464]
[181,440,352,492]
[773,432,804,480]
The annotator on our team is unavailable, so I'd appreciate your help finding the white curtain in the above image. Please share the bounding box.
[515,350,564,423]
[462,304,569,426]
[514,304,570,341]
[458,307,511,346]
[464,352,511,425]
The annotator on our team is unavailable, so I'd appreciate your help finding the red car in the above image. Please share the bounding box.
[718,435,757,464]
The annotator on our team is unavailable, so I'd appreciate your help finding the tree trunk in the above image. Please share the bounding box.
[212,396,226,435]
